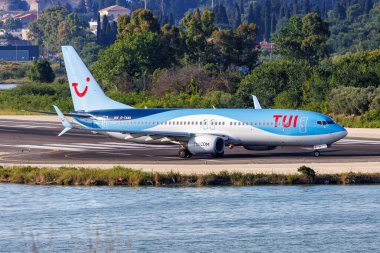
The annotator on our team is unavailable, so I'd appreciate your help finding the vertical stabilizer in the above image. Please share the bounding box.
[62,46,132,112]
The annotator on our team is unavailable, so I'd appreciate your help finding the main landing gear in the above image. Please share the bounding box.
[179,148,192,158]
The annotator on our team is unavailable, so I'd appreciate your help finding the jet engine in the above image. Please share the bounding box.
[187,135,225,155]
[243,146,277,151]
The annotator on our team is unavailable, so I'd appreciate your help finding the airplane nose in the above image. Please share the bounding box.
[341,129,348,138]
[336,127,348,140]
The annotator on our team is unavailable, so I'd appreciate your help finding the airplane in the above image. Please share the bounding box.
[45,46,348,158]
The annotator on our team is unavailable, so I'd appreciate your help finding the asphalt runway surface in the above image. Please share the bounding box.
[0,118,379,166]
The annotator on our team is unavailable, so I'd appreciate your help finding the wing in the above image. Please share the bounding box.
[22,109,92,118]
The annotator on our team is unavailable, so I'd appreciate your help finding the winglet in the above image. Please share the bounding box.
[53,105,72,136]
[252,95,262,109]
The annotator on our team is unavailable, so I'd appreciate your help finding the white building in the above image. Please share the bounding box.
[99,5,131,21]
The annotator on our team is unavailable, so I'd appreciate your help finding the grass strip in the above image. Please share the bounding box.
[1,166,380,186]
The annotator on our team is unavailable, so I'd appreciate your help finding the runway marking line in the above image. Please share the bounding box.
[0,124,59,129]
[11,144,85,152]
[44,143,115,150]
[97,152,132,156]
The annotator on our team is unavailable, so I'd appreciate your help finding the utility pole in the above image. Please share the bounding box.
[211,0,214,9]
[144,0,147,9]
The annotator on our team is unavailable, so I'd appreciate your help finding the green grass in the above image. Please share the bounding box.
[1,166,380,186]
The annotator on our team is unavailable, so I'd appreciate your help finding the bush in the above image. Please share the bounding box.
[237,60,309,108]
[329,86,375,115]
[28,60,55,83]
[297,166,316,178]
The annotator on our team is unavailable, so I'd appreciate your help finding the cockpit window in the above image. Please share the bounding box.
[317,120,335,125]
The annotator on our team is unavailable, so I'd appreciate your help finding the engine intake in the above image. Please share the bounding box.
[188,135,225,155]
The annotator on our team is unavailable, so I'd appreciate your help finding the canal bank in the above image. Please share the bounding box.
[1,166,380,186]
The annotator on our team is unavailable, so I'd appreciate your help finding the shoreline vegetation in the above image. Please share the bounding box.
[1,166,380,187]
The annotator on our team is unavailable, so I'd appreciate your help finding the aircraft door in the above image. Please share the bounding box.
[202,119,208,130]
[299,117,308,133]
[210,119,216,130]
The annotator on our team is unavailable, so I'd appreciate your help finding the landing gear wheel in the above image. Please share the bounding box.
[179,149,187,158]
[212,151,224,158]
[179,149,192,158]
[313,150,320,157]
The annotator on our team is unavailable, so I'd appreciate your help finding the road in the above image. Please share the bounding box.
[0,117,379,171]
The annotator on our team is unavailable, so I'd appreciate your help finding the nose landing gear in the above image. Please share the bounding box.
[312,144,327,157]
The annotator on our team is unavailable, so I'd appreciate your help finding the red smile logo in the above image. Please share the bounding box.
[72,77,90,97]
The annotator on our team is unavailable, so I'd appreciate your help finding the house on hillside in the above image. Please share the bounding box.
[12,12,37,26]
[99,5,131,21]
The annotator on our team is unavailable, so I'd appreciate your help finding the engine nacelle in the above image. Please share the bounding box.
[188,135,225,155]
[243,146,277,151]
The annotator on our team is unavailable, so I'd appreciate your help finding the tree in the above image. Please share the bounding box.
[235,23,259,68]
[237,60,308,108]
[28,60,55,83]
[301,13,330,64]
[214,4,229,26]
[76,0,87,13]
[322,0,327,18]
[273,13,330,64]
[117,14,130,39]
[93,32,170,88]
[365,0,373,14]
[232,3,242,28]
[118,9,160,38]
[182,9,215,64]
[96,13,101,43]
[264,0,271,40]
[302,0,311,14]
[212,29,237,69]
[161,24,185,64]
[329,86,375,115]
[28,6,96,53]
[331,49,380,88]
[247,3,254,23]
[272,16,304,59]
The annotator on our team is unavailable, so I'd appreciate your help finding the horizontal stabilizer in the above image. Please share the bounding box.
[53,105,73,136]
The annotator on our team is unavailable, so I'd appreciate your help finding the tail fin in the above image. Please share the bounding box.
[61,46,132,112]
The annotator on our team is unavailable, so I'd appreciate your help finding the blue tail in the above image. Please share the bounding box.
[61,46,132,112]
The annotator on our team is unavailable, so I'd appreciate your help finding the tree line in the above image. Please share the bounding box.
[24,6,380,120]
[1,4,376,127]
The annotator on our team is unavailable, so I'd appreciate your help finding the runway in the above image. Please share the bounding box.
[0,118,380,170]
